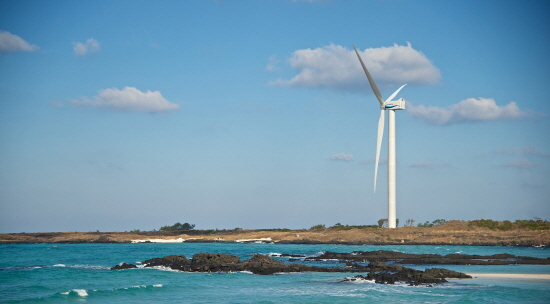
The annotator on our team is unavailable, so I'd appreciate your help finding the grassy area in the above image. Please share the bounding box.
[1,219,549,246]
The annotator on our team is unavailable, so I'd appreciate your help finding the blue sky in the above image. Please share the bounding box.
[1,0,549,233]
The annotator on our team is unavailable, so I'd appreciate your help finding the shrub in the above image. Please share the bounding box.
[514,218,550,230]
[159,222,195,231]
[468,218,549,231]
[329,223,375,229]
[310,224,326,230]
[418,219,447,228]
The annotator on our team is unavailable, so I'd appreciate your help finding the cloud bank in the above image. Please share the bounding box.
[330,153,353,162]
[0,31,38,53]
[269,43,440,92]
[70,86,179,113]
[408,98,531,125]
[73,38,100,56]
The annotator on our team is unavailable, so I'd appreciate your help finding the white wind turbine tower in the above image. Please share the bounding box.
[353,45,407,229]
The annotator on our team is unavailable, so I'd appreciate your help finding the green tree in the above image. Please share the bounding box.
[417,219,447,228]
[160,222,195,231]
[432,219,447,226]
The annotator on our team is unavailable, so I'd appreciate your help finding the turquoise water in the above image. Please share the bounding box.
[1,243,549,303]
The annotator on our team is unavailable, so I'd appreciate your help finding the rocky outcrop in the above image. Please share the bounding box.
[309,250,550,265]
[111,252,472,285]
[191,253,239,265]
[344,267,471,286]
[111,263,138,270]
[142,255,191,269]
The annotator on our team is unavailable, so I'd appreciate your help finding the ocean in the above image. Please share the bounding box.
[1,243,549,303]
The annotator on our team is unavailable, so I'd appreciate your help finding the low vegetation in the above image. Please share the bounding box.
[417,219,448,228]
[329,223,377,230]
[2,219,549,246]
[310,224,326,230]
[468,218,550,231]
[159,222,195,231]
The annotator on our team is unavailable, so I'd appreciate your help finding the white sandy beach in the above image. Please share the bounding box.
[466,273,550,280]
[131,237,274,243]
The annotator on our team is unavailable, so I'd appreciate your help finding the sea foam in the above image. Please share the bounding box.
[61,289,88,297]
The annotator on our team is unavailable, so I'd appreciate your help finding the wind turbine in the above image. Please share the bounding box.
[353,45,406,229]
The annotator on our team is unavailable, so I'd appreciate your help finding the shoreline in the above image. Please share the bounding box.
[2,221,549,247]
[2,238,548,247]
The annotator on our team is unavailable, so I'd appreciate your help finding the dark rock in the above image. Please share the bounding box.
[143,254,190,270]
[191,253,240,265]
[93,235,118,243]
[241,254,290,275]
[111,263,137,270]
[307,250,550,265]
[424,268,472,279]
[111,251,472,285]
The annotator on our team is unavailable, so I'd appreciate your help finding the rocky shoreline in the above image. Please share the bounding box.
[309,250,550,265]
[111,251,473,286]
[110,249,550,286]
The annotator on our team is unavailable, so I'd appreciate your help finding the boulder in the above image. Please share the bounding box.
[111,263,137,270]
[143,254,190,270]
[424,268,472,279]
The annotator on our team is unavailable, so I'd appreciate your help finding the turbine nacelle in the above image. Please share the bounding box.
[383,98,406,110]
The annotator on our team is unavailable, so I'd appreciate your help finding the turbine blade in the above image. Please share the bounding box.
[385,84,407,103]
[374,109,385,192]
[353,44,384,106]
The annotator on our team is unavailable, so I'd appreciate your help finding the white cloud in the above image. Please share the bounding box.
[73,38,100,57]
[269,43,440,92]
[495,146,550,157]
[0,31,38,53]
[70,86,179,113]
[330,153,353,162]
[500,160,536,171]
[265,55,280,72]
[408,97,531,125]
